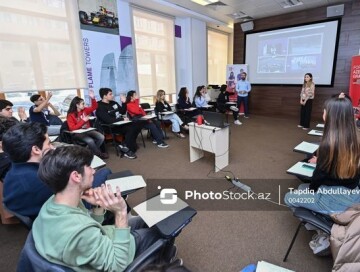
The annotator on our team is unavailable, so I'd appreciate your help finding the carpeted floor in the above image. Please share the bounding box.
[0,114,333,271]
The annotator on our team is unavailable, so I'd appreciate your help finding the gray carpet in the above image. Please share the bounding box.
[0,115,333,271]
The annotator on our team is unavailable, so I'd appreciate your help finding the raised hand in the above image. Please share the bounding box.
[88,89,95,99]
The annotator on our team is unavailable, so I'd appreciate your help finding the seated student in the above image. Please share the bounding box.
[29,92,62,136]
[67,90,108,159]
[226,81,238,104]
[2,122,111,220]
[217,84,241,125]
[0,99,28,122]
[96,88,143,159]
[193,85,208,108]
[284,94,360,254]
[126,91,169,148]
[0,117,18,181]
[155,89,188,138]
[177,87,198,122]
[33,146,163,271]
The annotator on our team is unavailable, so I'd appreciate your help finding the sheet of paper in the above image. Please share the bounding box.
[308,129,323,136]
[71,128,96,134]
[316,123,324,128]
[202,105,213,108]
[106,175,146,193]
[91,155,106,169]
[112,120,132,126]
[293,141,319,154]
[160,111,174,115]
[184,107,197,111]
[256,261,294,272]
[49,136,58,142]
[133,195,188,227]
[140,114,156,120]
[287,162,315,177]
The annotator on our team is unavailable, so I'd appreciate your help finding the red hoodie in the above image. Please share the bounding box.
[67,98,97,131]
[126,99,146,117]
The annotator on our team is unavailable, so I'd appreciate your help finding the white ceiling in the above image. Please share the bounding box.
[126,0,351,32]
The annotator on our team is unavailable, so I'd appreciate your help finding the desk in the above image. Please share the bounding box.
[188,122,229,172]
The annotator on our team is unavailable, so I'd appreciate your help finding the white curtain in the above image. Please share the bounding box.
[208,29,229,85]
[0,0,87,92]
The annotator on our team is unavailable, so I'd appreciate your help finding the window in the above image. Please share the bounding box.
[132,9,176,104]
[0,1,87,92]
[208,29,229,85]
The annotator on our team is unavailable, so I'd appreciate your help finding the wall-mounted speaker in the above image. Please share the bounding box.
[327,4,344,17]
[241,21,254,32]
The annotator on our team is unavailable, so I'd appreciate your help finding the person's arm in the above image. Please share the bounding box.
[33,92,52,113]
[67,113,86,131]
[127,102,145,117]
[48,103,61,116]
[155,102,165,113]
[246,82,252,93]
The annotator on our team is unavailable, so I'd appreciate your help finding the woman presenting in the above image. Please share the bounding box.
[298,73,315,130]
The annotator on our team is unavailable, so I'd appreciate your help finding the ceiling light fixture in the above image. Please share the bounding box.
[191,0,218,6]
[281,0,303,9]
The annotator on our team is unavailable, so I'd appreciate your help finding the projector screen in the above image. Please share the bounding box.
[245,19,341,86]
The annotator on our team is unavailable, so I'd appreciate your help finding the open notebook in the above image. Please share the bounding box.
[308,130,323,136]
[90,155,106,169]
[105,175,146,196]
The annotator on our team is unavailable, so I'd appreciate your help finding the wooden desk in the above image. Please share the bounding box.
[188,122,229,172]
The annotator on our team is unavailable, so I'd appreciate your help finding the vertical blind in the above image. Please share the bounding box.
[208,29,229,85]
[0,0,87,92]
[132,9,176,97]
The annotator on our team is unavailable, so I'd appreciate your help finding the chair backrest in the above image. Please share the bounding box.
[17,231,74,272]
[140,103,151,110]
[3,202,33,230]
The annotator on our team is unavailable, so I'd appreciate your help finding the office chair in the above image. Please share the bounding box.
[126,112,146,148]
[283,207,333,262]
[17,231,178,272]
[3,203,33,230]
[95,119,125,157]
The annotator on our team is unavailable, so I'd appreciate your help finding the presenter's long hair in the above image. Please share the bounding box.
[302,73,314,88]
[318,95,359,178]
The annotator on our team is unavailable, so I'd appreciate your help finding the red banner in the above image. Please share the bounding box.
[349,55,360,106]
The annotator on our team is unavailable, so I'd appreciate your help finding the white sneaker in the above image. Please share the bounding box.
[234,120,242,125]
[230,106,239,112]
[309,233,330,255]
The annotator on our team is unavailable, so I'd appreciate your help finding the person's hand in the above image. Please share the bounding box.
[88,89,95,99]
[120,94,126,103]
[46,91,53,101]
[124,117,129,121]
[81,115,90,122]
[339,92,345,99]
[18,107,27,120]
[308,156,317,164]
[81,187,102,206]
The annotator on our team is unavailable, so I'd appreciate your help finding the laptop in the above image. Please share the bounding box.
[202,111,228,128]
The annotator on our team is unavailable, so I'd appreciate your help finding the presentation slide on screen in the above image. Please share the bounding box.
[245,20,339,85]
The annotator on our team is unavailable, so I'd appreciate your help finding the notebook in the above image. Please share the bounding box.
[256,261,294,272]
[308,130,323,136]
[91,155,106,169]
[105,175,146,196]
[203,111,228,128]
[293,141,319,154]
[286,162,316,177]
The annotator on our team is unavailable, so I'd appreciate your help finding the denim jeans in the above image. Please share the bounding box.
[284,183,360,215]
[237,96,249,116]
[161,113,183,133]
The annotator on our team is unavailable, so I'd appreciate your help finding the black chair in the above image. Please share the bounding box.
[17,231,177,272]
[58,121,87,147]
[3,203,33,230]
[154,109,172,139]
[283,207,333,262]
[95,120,125,157]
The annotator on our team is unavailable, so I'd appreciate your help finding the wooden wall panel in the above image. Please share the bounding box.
[233,2,360,120]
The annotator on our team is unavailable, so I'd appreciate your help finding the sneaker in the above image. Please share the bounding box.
[157,142,169,148]
[124,151,137,159]
[297,125,303,128]
[244,115,249,119]
[309,233,330,255]
[176,132,186,138]
[309,230,328,248]
[230,106,239,112]
[118,144,129,153]
[234,120,242,125]
[182,125,189,130]
[302,127,309,130]
[152,139,157,144]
